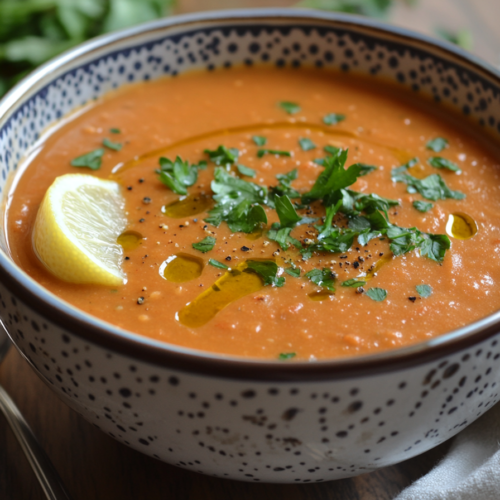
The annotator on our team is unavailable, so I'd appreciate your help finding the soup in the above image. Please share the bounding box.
[6,67,500,359]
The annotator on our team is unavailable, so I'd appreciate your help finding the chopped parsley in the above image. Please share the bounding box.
[257,149,292,158]
[192,236,216,253]
[110,128,121,134]
[298,137,316,151]
[275,195,302,227]
[103,138,122,151]
[157,156,202,195]
[413,200,433,212]
[353,163,378,176]
[269,169,300,202]
[305,268,336,292]
[71,149,105,170]
[205,145,239,166]
[252,135,267,146]
[342,278,367,287]
[208,259,229,270]
[323,113,346,125]
[284,266,301,278]
[416,284,433,298]
[392,159,465,201]
[247,260,285,287]
[366,288,387,302]
[428,156,461,173]
[237,164,256,178]
[426,137,448,152]
[279,101,301,114]
[278,352,296,360]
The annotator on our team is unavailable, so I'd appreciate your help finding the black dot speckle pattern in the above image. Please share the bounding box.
[1,14,500,482]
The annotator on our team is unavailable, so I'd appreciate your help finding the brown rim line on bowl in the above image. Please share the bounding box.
[1,8,500,483]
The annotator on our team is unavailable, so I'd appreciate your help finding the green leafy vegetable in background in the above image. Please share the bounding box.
[0,0,175,97]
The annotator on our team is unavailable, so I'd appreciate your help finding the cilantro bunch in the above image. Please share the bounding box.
[0,0,175,97]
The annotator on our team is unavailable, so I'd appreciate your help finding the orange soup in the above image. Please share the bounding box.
[6,67,500,359]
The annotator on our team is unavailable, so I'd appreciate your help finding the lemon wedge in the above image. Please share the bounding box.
[33,174,128,286]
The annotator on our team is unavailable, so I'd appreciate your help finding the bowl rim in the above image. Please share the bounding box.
[1,7,500,382]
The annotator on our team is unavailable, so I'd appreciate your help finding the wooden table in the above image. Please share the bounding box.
[0,0,497,498]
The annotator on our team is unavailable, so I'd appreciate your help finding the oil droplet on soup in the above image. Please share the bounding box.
[117,230,143,251]
[308,290,334,301]
[160,253,204,282]
[446,213,478,240]
[178,261,264,328]
[365,253,393,280]
[162,194,213,218]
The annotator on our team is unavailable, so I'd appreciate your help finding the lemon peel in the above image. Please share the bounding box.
[33,174,127,286]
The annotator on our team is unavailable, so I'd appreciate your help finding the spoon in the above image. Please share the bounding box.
[0,322,73,500]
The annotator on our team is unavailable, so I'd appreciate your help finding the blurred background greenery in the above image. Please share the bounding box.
[0,0,480,98]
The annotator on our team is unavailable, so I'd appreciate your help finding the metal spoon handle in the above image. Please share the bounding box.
[0,384,73,500]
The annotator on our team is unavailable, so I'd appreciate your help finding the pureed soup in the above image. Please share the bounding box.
[6,67,500,360]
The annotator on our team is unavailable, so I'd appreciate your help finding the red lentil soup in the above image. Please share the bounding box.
[6,67,500,360]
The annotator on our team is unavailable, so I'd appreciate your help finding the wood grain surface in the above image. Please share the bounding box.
[0,0,497,499]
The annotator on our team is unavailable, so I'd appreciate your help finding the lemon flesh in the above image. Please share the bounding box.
[33,174,127,286]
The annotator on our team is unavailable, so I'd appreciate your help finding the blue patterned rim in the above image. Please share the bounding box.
[1,8,500,380]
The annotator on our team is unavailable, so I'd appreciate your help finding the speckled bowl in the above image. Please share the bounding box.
[1,9,500,484]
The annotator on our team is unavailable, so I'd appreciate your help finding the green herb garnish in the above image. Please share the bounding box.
[110,128,121,134]
[205,145,239,166]
[252,135,267,146]
[413,200,433,212]
[428,156,461,173]
[208,259,229,270]
[342,278,367,287]
[323,113,346,125]
[247,260,285,287]
[279,352,296,360]
[305,268,336,292]
[103,138,122,151]
[237,164,256,178]
[157,156,201,195]
[284,266,301,277]
[275,195,302,227]
[366,288,387,302]
[298,137,316,151]
[279,101,301,114]
[71,149,105,170]
[426,137,448,152]
[416,284,433,298]
[192,236,216,253]
[353,163,378,176]
[257,149,292,158]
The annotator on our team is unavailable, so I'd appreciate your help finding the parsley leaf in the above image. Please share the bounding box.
[275,195,302,227]
[71,149,105,170]
[110,128,121,134]
[428,156,461,173]
[299,137,316,151]
[269,169,300,203]
[342,278,367,287]
[419,234,450,262]
[205,145,239,166]
[192,236,216,253]
[237,164,256,178]
[252,135,267,146]
[279,352,296,360]
[205,167,268,232]
[158,156,199,195]
[353,163,378,176]
[392,161,465,201]
[247,260,285,287]
[279,101,301,114]
[413,200,433,212]
[323,113,346,125]
[257,149,292,158]
[302,149,362,205]
[366,288,387,301]
[416,284,433,298]
[284,266,301,277]
[208,259,229,270]
[103,138,122,151]
[305,268,336,291]
[426,137,448,152]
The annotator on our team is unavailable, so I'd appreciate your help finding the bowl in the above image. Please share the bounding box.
[1,8,500,484]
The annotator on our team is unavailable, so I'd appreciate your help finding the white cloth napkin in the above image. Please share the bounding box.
[395,402,500,500]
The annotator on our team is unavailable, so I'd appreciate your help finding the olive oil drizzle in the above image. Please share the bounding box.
[160,253,204,283]
[110,121,412,176]
[446,213,478,240]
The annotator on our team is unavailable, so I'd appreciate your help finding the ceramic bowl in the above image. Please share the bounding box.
[1,9,500,484]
